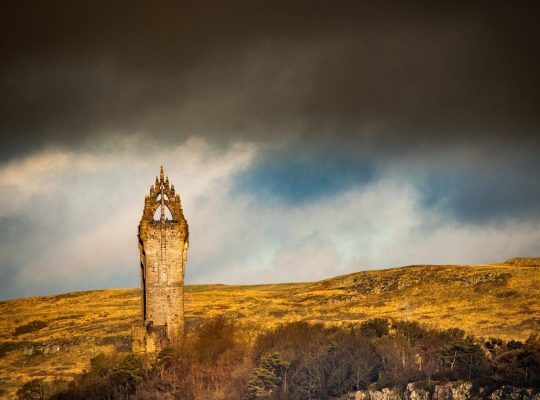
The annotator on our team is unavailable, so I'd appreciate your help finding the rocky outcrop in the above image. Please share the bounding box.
[349,383,539,400]
[406,383,430,400]
[21,335,131,355]
[353,387,402,400]
[490,386,539,400]
[432,381,473,400]
[337,382,540,400]
[23,343,62,355]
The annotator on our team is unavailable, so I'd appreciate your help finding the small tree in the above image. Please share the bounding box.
[245,352,289,399]
[110,354,143,399]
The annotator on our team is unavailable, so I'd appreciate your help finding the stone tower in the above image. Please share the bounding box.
[137,166,189,352]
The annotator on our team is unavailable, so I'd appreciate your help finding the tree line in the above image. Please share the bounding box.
[18,318,540,400]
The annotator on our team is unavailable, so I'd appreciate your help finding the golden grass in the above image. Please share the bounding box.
[0,263,539,398]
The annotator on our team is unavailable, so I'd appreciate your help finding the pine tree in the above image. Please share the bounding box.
[245,352,289,399]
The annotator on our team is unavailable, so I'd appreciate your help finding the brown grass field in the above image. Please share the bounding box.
[0,262,539,398]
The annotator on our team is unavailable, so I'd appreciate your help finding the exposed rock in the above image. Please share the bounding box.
[351,382,475,400]
[490,386,538,400]
[23,343,62,355]
[433,384,452,400]
[20,335,131,356]
[433,381,473,400]
[350,383,540,400]
[375,388,402,400]
[406,382,430,400]
[449,382,473,400]
[353,391,368,400]
[353,387,401,400]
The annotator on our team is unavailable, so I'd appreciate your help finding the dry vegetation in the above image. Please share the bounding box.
[0,262,539,398]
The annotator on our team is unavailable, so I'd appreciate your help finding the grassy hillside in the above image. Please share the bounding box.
[0,262,539,397]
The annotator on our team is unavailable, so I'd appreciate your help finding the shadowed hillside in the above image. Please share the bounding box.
[0,261,539,397]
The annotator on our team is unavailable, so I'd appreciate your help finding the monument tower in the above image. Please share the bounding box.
[137,166,189,352]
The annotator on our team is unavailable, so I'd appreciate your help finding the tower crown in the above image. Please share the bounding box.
[141,166,187,225]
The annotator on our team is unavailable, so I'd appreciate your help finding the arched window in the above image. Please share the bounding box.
[156,193,169,202]
[153,205,174,221]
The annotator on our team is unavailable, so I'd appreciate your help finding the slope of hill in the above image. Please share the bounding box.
[0,262,539,397]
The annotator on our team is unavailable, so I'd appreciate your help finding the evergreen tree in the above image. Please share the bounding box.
[245,352,289,399]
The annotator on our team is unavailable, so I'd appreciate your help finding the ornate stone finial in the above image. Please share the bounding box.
[160,166,165,182]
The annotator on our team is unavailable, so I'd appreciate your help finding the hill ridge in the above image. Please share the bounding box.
[0,262,539,397]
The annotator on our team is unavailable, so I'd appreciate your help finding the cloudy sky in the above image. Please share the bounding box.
[1,1,539,299]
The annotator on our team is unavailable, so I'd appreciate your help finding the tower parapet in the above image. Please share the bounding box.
[135,166,189,353]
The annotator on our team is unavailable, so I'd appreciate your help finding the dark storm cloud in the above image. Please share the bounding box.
[0,1,539,223]
[1,1,539,156]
